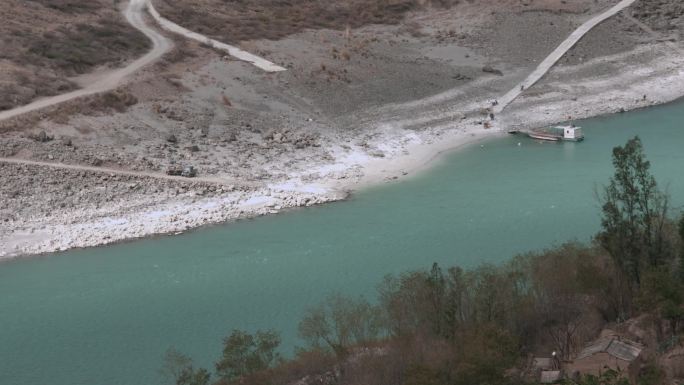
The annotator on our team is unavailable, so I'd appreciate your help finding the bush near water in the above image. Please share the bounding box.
[163,137,684,385]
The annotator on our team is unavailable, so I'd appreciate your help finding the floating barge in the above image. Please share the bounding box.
[511,125,584,142]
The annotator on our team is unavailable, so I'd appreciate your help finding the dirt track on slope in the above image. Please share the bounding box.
[0,0,172,122]
[494,0,638,113]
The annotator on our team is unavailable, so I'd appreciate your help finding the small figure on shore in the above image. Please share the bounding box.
[489,113,495,120]
[520,85,525,91]
[643,94,647,101]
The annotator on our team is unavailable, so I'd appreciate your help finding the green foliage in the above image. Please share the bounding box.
[163,138,684,384]
[563,369,630,385]
[177,368,211,385]
[452,323,519,385]
[215,329,281,382]
[160,348,211,385]
[639,269,684,309]
[298,294,382,357]
[26,19,150,75]
[598,136,673,293]
[679,214,684,281]
[637,362,665,385]
[638,268,684,333]
[404,364,447,385]
[378,245,609,359]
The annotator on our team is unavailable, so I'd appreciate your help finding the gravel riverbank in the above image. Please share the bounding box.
[1,0,683,258]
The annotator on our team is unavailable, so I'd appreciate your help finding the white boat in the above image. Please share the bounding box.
[527,125,584,142]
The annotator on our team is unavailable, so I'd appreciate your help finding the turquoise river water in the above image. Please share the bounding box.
[1,101,684,385]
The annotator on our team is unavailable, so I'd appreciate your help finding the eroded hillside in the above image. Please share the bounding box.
[0,0,150,111]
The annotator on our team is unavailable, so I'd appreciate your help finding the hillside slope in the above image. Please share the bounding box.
[0,0,150,111]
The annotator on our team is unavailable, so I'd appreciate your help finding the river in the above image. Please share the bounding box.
[1,101,683,385]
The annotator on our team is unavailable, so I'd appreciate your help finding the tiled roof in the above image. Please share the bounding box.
[576,337,643,362]
[534,357,553,369]
[540,370,562,383]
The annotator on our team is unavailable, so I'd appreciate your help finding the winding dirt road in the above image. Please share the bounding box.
[146,1,287,72]
[494,0,638,114]
[0,0,638,182]
[0,157,247,186]
[0,0,172,123]
[0,0,287,182]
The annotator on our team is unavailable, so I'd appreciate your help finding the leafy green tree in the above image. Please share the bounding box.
[598,137,672,296]
[160,348,211,385]
[298,294,382,358]
[215,329,281,382]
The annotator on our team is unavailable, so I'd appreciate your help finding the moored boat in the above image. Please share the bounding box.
[527,125,584,142]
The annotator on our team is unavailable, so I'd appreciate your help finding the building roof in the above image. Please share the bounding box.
[534,357,553,369]
[540,370,562,383]
[575,337,643,362]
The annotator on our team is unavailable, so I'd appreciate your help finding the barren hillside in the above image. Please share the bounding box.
[154,0,460,43]
[152,0,603,44]
[0,0,150,111]
[2,0,684,256]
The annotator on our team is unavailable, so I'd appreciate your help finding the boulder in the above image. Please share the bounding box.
[482,65,503,76]
[32,130,53,143]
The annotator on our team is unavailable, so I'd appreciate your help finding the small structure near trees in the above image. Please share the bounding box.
[529,352,562,383]
[566,334,644,384]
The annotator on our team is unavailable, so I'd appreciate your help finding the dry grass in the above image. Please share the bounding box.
[25,19,150,75]
[0,0,150,111]
[156,0,462,43]
[0,87,139,133]
[631,0,684,31]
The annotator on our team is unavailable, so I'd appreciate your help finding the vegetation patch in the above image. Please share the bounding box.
[24,0,101,14]
[161,137,684,385]
[0,0,150,111]
[26,19,150,75]
[156,0,462,43]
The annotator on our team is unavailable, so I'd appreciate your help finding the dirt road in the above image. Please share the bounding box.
[0,0,172,123]
[494,0,638,113]
[146,1,286,72]
[0,157,246,186]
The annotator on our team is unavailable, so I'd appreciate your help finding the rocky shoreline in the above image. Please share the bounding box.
[3,41,684,258]
[2,0,683,259]
[0,163,346,257]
